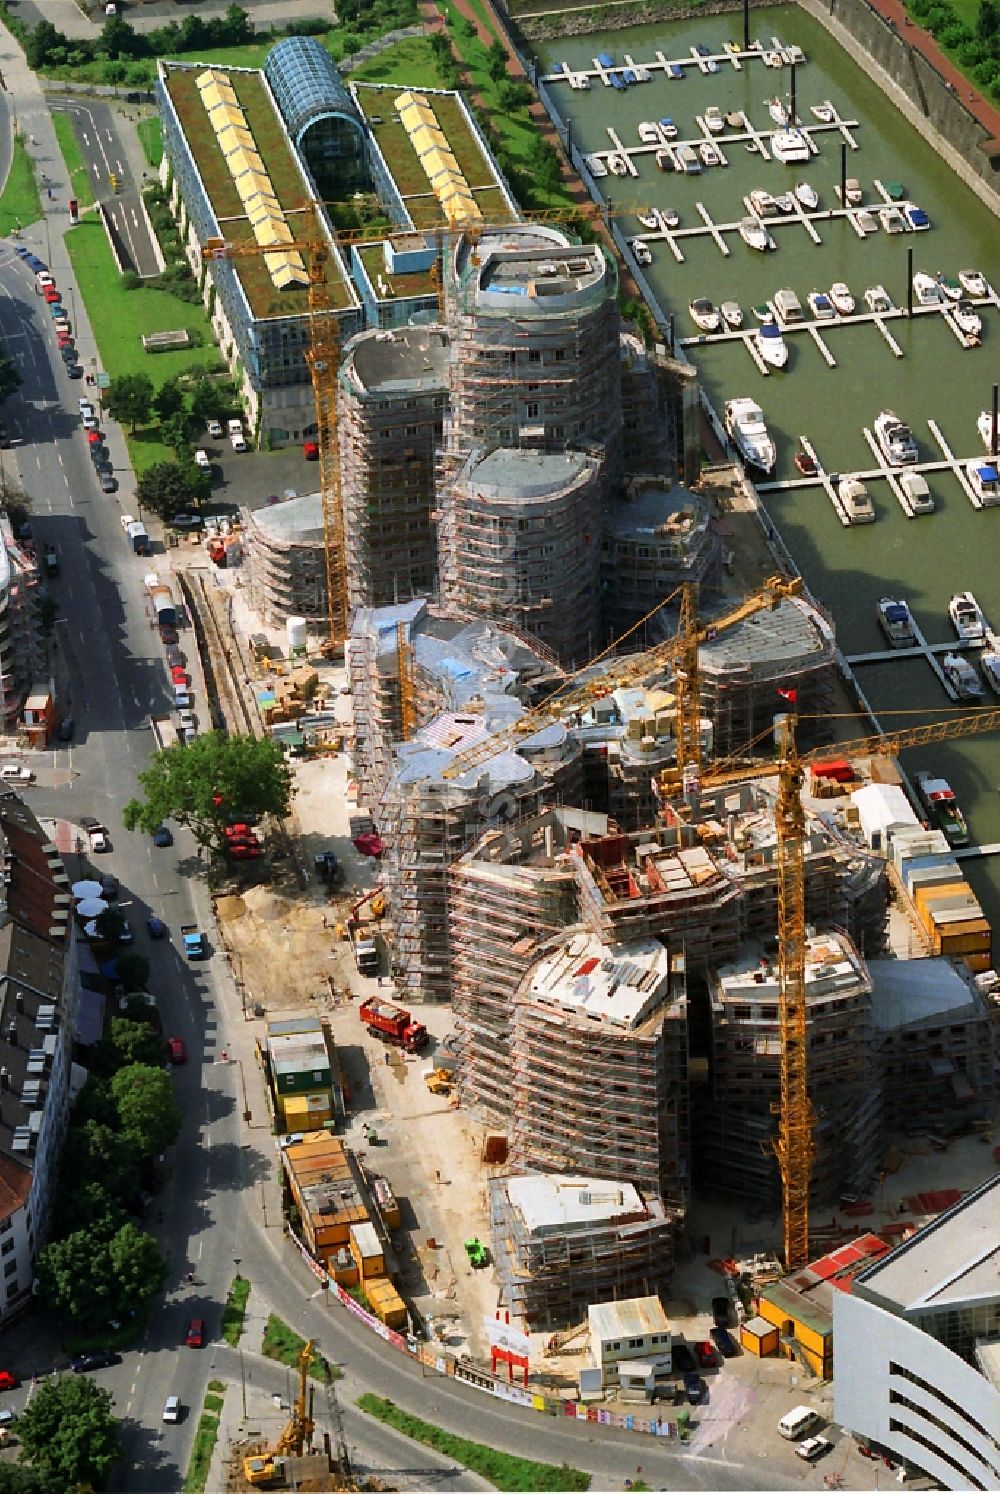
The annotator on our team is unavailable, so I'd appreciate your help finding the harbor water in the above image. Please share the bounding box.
[540,6,1000,926]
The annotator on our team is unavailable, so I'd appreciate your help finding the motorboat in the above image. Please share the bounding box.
[853,208,878,234]
[838,475,875,524]
[981,649,1000,692]
[864,284,893,313]
[794,449,817,476]
[693,43,719,72]
[899,470,934,513]
[968,459,1000,505]
[688,297,721,332]
[659,117,678,139]
[830,281,855,315]
[774,193,796,214]
[568,72,590,90]
[748,189,778,217]
[766,96,789,126]
[787,44,806,63]
[794,181,818,209]
[704,105,725,133]
[674,144,702,174]
[721,300,743,329]
[699,139,723,167]
[658,207,680,229]
[655,149,674,171]
[914,771,969,848]
[959,268,987,297]
[773,287,805,323]
[725,396,777,472]
[876,596,916,648]
[913,271,943,306]
[752,303,773,321]
[882,179,907,200]
[634,65,652,81]
[609,154,628,176]
[935,272,961,301]
[942,652,984,700]
[835,178,863,206]
[807,290,835,320]
[978,409,998,452]
[948,590,986,642]
[953,300,982,338]
[811,102,836,122]
[740,217,775,252]
[666,62,685,79]
[637,209,660,230]
[763,49,783,67]
[638,121,660,143]
[725,110,745,128]
[585,154,608,178]
[771,130,810,163]
[874,409,918,466]
[902,201,930,230]
[632,240,653,266]
[756,318,789,367]
[879,205,906,234]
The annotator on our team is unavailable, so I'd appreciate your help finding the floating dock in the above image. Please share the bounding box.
[542,37,806,85]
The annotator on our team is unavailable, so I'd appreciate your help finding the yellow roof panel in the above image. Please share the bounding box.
[202,83,240,115]
[197,68,233,90]
[228,147,266,179]
[255,216,295,248]
[245,191,283,224]
[216,122,256,156]
[268,256,310,290]
[410,123,449,158]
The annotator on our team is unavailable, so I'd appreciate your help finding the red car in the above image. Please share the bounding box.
[229,842,262,860]
[694,1341,717,1369]
[170,666,188,686]
[185,1318,205,1348]
[57,334,74,349]
[0,1371,18,1391]
[166,1037,186,1065]
[43,287,61,304]
[86,430,103,445]
[303,440,319,460]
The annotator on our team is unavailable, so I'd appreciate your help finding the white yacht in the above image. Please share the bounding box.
[699,139,723,167]
[899,470,934,514]
[585,153,608,178]
[838,475,875,524]
[739,216,773,251]
[721,300,743,328]
[913,271,943,306]
[942,652,984,700]
[609,154,628,176]
[638,120,660,143]
[830,281,855,314]
[864,284,893,313]
[774,193,796,214]
[688,297,721,332]
[874,409,919,466]
[811,101,836,122]
[876,597,916,647]
[766,96,789,126]
[953,301,982,338]
[724,396,777,473]
[834,178,863,206]
[674,144,702,174]
[794,181,818,209]
[879,205,906,233]
[771,130,810,163]
[978,409,998,451]
[902,201,930,230]
[748,189,778,217]
[935,273,962,302]
[756,319,789,368]
[773,287,805,323]
[968,459,1000,505]
[981,648,1000,693]
[632,240,653,267]
[807,290,835,320]
[959,268,987,297]
[948,590,986,642]
[637,209,660,229]
[704,105,725,133]
[658,207,680,229]
[659,117,679,140]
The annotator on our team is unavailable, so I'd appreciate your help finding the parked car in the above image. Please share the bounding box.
[230,433,247,453]
[86,430,103,446]
[206,418,223,438]
[711,1296,732,1328]
[70,1350,119,1373]
[99,872,118,900]
[171,513,202,531]
[100,473,118,493]
[170,666,188,686]
[56,716,74,742]
[694,1341,717,1369]
[159,624,179,645]
[185,1318,205,1348]
[194,449,210,470]
[303,440,319,460]
[59,346,77,364]
[683,1371,704,1405]
[68,364,84,379]
[152,824,174,847]
[166,1037,186,1065]
[710,1326,739,1358]
[796,1436,833,1463]
[164,647,186,668]
[672,1342,696,1375]
[0,1372,17,1392]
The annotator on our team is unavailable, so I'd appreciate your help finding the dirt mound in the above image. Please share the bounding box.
[215,895,247,923]
[214,885,351,1012]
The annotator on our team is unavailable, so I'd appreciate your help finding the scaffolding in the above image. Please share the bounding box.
[242,494,327,628]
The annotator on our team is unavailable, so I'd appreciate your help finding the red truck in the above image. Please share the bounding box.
[359,997,428,1052]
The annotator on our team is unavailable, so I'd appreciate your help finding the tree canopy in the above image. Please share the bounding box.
[110,1064,181,1156]
[0,1465,66,1494]
[104,373,153,433]
[36,1218,167,1325]
[124,731,293,853]
[135,457,208,519]
[15,1374,121,1488]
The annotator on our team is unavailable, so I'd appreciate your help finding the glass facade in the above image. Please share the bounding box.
[265,38,368,200]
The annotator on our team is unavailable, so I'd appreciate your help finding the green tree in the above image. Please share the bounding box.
[60,1119,141,1205]
[117,951,151,991]
[36,1230,115,1323]
[99,14,141,59]
[223,3,254,44]
[16,1374,120,1488]
[109,1017,165,1070]
[108,1223,169,1310]
[486,36,509,82]
[153,378,184,423]
[189,375,229,426]
[25,20,68,70]
[0,352,22,406]
[0,1465,66,1493]
[124,732,293,853]
[105,373,153,433]
[978,0,1000,37]
[110,1064,181,1156]
[51,1179,127,1241]
[159,411,196,459]
[134,458,196,521]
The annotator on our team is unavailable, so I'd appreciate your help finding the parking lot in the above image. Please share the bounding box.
[198,439,319,517]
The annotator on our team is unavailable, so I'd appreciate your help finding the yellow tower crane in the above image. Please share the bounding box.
[665,704,1000,1270]
[396,619,417,741]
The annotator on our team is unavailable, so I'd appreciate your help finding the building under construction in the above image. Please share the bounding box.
[509,929,690,1205]
[488,1172,676,1328]
[437,446,604,666]
[241,491,326,629]
[442,226,623,493]
[338,326,450,611]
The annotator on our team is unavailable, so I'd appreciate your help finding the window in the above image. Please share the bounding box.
[0,1219,11,1236]
[3,1260,16,1278]
[5,1282,18,1300]
[627,1337,643,1349]
[525,402,539,420]
[1,1240,13,1257]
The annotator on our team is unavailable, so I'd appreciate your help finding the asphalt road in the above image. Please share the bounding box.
[50,96,159,277]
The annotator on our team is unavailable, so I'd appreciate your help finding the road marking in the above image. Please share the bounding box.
[197,1238,203,1259]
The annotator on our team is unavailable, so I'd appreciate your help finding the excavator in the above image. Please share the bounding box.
[243,1339,316,1487]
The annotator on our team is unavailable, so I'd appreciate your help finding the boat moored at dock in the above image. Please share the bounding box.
[724,396,777,473]
[899,470,934,513]
[689,297,721,332]
[838,475,875,524]
[721,300,743,328]
[914,771,970,847]
[830,282,855,315]
[949,590,986,641]
[913,271,943,305]
[967,460,1000,505]
[771,130,811,163]
[942,652,984,699]
[874,410,918,465]
[978,410,998,452]
[756,319,789,367]
[794,181,819,209]
[959,269,987,297]
[807,290,835,319]
[877,596,916,647]
[864,284,893,313]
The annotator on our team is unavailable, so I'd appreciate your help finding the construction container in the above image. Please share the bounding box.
[740,1315,779,1357]
[282,1092,332,1131]
[349,1221,385,1281]
[892,829,950,871]
[901,858,961,893]
[914,881,974,912]
[365,1277,408,1329]
[373,1177,401,1230]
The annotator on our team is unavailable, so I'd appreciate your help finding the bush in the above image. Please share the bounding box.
[121,270,141,291]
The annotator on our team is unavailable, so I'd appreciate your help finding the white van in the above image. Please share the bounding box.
[162,1395,180,1423]
[779,1405,821,1440]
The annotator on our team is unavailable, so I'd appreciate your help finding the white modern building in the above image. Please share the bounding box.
[833,1174,1000,1491]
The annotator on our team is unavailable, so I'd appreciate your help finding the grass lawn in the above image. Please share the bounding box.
[137,118,164,170]
[52,112,94,210]
[357,1396,591,1492]
[63,220,221,471]
[220,1274,250,1347]
[184,1390,225,1494]
[261,1313,337,1382]
[348,35,453,88]
[0,135,42,237]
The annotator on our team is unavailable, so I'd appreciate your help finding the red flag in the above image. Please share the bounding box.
[777,688,798,704]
